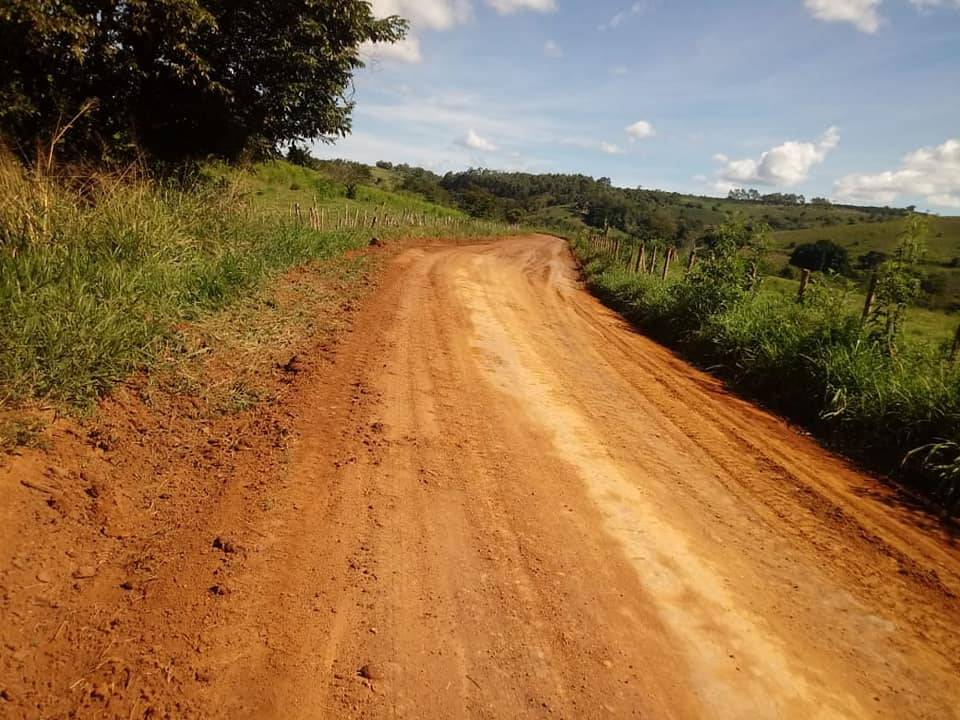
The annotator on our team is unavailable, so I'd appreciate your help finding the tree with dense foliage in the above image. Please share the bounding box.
[729,188,806,205]
[789,239,851,275]
[0,1,407,162]
[857,250,888,271]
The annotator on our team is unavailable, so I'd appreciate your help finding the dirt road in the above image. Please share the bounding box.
[3,234,960,718]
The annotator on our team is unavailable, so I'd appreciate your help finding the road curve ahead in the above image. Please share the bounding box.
[220,235,960,719]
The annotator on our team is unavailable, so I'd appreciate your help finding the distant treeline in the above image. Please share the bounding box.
[365,161,910,242]
[727,187,912,216]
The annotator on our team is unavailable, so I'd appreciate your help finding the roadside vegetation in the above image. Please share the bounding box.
[570,220,960,514]
[0,1,511,419]
[0,153,512,410]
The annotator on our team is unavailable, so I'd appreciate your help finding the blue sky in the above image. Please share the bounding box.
[313,0,960,213]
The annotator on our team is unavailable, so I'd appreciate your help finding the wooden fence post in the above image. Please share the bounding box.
[648,246,658,275]
[635,244,646,274]
[661,247,673,281]
[861,271,879,326]
[797,269,812,302]
[293,203,302,224]
[687,246,697,274]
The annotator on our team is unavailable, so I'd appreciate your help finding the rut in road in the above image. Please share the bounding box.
[208,235,960,719]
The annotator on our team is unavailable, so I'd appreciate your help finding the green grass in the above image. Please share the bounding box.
[771,216,960,265]
[761,276,959,347]
[0,155,517,409]
[767,217,960,311]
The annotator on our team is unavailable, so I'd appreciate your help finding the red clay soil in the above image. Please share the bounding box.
[2,234,959,719]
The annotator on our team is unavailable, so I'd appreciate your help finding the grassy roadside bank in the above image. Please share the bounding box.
[0,156,518,417]
[567,231,960,515]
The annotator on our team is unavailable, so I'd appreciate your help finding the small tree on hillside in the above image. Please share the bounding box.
[867,214,927,354]
[789,239,851,276]
[670,219,769,329]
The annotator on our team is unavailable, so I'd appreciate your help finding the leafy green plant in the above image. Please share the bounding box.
[669,219,769,333]
[905,441,960,515]
[867,214,927,354]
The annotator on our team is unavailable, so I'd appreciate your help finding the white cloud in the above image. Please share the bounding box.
[714,126,840,188]
[834,138,960,208]
[486,0,557,13]
[363,0,471,65]
[929,194,960,208]
[361,36,423,64]
[560,137,624,154]
[363,0,554,65]
[610,65,629,75]
[625,120,656,141]
[600,1,657,30]
[804,0,882,33]
[544,40,563,57]
[459,129,498,152]
[367,0,472,30]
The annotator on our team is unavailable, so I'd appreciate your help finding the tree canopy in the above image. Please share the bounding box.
[789,239,852,276]
[0,1,407,162]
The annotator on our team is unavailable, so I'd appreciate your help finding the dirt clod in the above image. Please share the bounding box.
[71,565,97,579]
[212,536,237,554]
[279,355,305,374]
[358,664,383,681]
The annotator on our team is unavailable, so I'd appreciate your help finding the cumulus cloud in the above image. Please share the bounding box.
[714,126,840,188]
[543,40,563,57]
[625,120,656,141]
[363,0,469,65]
[367,0,472,30]
[600,142,624,155]
[363,0,553,64]
[834,138,960,208]
[459,129,498,152]
[804,0,882,33]
[486,0,557,13]
[362,36,423,64]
